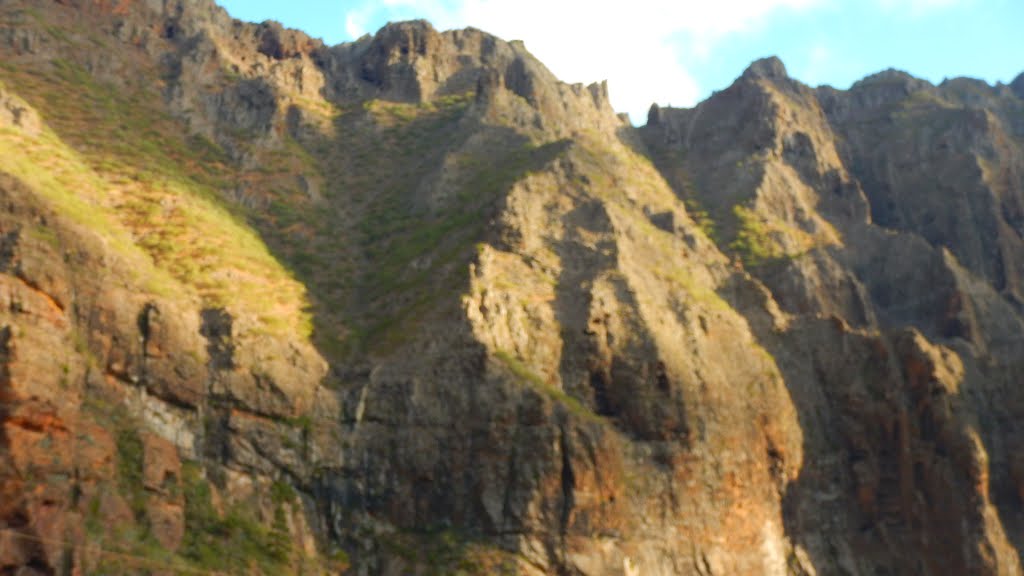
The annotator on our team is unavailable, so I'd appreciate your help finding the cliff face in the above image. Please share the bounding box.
[642,56,1024,575]
[1,2,1023,575]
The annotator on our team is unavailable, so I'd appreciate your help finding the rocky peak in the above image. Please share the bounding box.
[355,20,443,99]
[6,4,1024,576]
[853,68,926,87]
[846,68,936,107]
[372,19,439,56]
[348,20,443,102]
[741,55,789,81]
[646,102,664,125]
[151,0,236,43]
[1011,71,1024,100]
[320,19,623,135]
[252,20,323,60]
[816,68,939,126]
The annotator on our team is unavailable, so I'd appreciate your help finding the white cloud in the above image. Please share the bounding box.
[344,0,824,123]
[798,42,831,86]
[344,13,366,38]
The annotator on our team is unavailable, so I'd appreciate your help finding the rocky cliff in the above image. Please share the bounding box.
[1,1,1023,574]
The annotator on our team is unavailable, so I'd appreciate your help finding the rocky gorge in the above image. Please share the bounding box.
[1,1,1024,574]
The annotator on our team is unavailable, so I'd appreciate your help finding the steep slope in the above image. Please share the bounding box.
[0,2,804,574]
[642,57,1024,575]
[1,1,1024,575]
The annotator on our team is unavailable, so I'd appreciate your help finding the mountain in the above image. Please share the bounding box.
[2,1,1024,574]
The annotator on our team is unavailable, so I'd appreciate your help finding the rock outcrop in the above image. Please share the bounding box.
[1,1,1023,575]
[641,57,1024,575]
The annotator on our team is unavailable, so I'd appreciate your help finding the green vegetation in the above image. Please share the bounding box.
[115,427,148,525]
[69,459,334,575]
[379,529,519,576]
[729,204,784,266]
[270,480,298,506]
[180,462,292,573]
[86,538,190,575]
[685,198,718,243]
[227,92,486,357]
[637,133,837,271]
[494,349,604,423]
[25,223,60,249]
[360,139,542,300]
[652,264,733,313]
[728,204,838,267]
[76,399,191,574]
[364,93,474,128]
[76,395,320,574]
[0,57,314,339]
[323,89,569,353]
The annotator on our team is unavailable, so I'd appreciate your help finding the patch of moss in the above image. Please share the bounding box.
[83,495,104,539]
[652,264,733,313]
[729,204,785,266]
[180,462,291,574]
[115,427,148,526]
[685,198,718,243]
[728,204,838,267]
[327,548,351,572]
[270,480,298,506]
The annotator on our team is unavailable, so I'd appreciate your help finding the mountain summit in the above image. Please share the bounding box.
[2,1,1024,574]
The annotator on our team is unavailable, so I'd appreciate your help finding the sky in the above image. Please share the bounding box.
[218,0,1023,124]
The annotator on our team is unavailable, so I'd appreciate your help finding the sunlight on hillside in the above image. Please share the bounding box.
[0,62,313,339]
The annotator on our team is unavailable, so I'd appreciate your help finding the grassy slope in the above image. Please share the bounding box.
[2,5,788,571]
[0,8,326,573]
[0,9,574,568]
[310,94,575,354]
[0,54,313,340]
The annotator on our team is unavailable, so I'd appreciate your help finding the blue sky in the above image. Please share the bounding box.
[219,0,1023,123]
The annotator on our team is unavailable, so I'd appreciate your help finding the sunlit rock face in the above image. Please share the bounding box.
[1,2,1024,574]
[641,57,1024,576]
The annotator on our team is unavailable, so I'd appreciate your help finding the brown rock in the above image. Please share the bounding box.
[2,2,1024,574]
[147,500,185,551]
[142,433,180,494]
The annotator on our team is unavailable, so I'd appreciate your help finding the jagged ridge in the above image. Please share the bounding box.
[1,1,1024,575]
